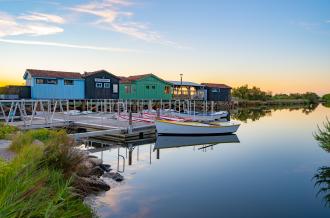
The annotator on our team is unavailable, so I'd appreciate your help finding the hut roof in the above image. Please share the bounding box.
[24,69,82,79]
[201,83,232,89]
[168,81,204,87]
[82,70,120,79]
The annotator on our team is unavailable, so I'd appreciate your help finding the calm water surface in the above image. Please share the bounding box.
[87,105,330,218]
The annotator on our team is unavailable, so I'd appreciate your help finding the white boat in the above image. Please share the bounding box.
[155,120,240,135]
[171,111,228,121]
[155,134,239,150]
[144,109,229,121]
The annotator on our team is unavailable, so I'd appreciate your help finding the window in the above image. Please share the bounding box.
[113,84,118,93]
[64,80,74,85]
[125,85,132,93]
[211,88,219,93]
[36,78,45,84]
[146,85,150,89]
[164,86,171,94]
[104,83,110,88]
[36,78,57,85]
[96,83,103,88]
[152,85,155,89]
[46,79,57,85]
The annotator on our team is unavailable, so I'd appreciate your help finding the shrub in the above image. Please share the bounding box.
[0,123,17,139]
[323,94,330,102]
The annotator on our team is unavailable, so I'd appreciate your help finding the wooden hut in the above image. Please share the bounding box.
[201,83,232,101]
[23,69,85,100]
[119,74,173,100]
[83,70,120,99]
[169,81,206,100]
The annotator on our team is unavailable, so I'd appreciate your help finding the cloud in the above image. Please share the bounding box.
[0,38,138,52]
[71,0,184,47]
[326,20,330,23]
[18,12,65,24]
[0,12,63,37]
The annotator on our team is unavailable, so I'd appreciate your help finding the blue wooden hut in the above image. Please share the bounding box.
[23,69,85,99]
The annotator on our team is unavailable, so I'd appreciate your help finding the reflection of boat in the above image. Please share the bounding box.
[155,120,240,135]
[155,134,239,150]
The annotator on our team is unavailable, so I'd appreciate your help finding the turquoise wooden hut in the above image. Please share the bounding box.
[119,74,173,100]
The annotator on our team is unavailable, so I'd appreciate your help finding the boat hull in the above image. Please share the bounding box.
[155,120,240,135]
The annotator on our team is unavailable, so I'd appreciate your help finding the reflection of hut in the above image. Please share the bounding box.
[168,81,206,100]
[202,83,232,101]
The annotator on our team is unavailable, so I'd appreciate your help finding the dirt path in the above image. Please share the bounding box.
[0,140,14,161]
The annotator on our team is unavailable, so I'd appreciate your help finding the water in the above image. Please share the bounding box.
[86,105,330,218]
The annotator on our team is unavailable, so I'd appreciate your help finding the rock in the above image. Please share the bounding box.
[88,155,98,159]
[103,172,124,182]
[32,139,44,147]
[89,166,104,177]
[99,164,111,172]
[75,176,110,195]
[88,157,102,166]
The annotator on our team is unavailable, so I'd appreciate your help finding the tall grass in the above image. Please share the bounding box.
[0,129,94,218]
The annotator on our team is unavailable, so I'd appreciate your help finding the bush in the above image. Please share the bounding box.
[323,94,330,102]
[0,123,17,139]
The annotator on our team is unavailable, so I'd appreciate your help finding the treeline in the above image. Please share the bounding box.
[232,85,325,104]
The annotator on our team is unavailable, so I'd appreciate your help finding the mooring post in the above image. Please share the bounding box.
[157,149,160,159]
[156,108,160,119]
[128,110,133,134]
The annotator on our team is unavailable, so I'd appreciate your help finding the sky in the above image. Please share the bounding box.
[0,0,329,95]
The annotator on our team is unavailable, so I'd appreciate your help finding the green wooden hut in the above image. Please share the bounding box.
[119,74,173,100]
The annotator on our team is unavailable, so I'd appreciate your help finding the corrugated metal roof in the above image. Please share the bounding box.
[25,69,82,79]
[168,81,204,87]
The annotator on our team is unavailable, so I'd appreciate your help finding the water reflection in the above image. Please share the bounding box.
[231,104,318,122]
[313,117,330,207]
[314,167,330,207]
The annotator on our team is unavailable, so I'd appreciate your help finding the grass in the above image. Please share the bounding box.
[0,128,94,218]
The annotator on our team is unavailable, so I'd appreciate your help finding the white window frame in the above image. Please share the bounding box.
[104,83,110,88]
[96,83,103,88]
[113,84,118,93]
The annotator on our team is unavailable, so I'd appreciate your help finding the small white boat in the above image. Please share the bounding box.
[171,111,228,121]
[155,120,240,135]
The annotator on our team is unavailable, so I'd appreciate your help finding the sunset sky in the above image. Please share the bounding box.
[0,0,329,95]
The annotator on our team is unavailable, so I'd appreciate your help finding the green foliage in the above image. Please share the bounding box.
[0,123,17,139]
[314,118,330,152]
[232,85,272,101]
[0,130,94,218]
[273,92,320,103]
[10,129,64,152]
[323,94,330,102]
